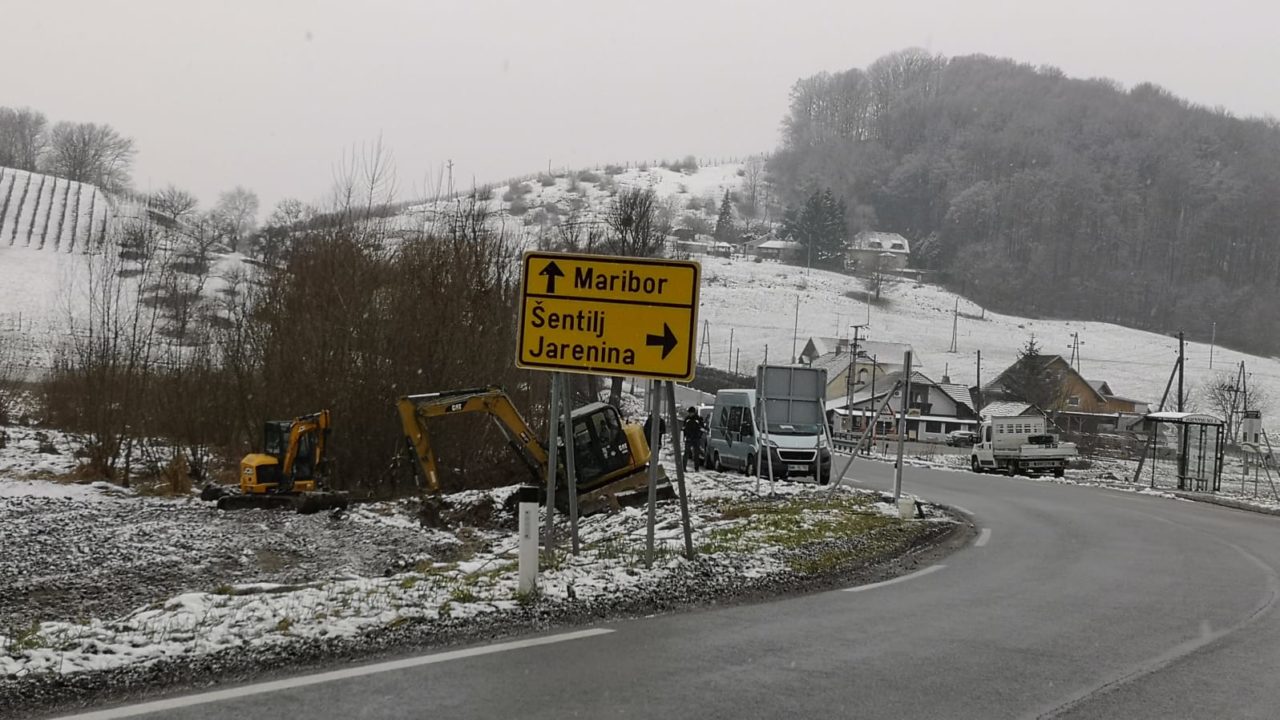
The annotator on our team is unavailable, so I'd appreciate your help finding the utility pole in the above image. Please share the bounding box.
[727,328,734,375]
[1177,332,1185,412]
[948,297,959,353]
[1067,332,1085,373]
[1177,331,1187,489]
[869,353,878,447]
[791,295,800,364]
[697,319,712,367]
[846,325,867,434]
[975,350,983,412]
[893,350,913,500]
[1209,321,1216,369]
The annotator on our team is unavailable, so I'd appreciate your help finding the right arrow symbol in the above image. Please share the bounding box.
[646,323,678,360]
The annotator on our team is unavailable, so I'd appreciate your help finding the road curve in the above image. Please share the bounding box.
[48,458,1280,720]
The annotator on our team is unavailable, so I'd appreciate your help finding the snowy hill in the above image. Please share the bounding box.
[695,256,1280,428]
[393,162,749,232]
[3,160,1276,432]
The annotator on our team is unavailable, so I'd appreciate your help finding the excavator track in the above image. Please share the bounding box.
[213,492,349,513]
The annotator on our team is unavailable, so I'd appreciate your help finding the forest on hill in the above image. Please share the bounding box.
[768,50,1280,355]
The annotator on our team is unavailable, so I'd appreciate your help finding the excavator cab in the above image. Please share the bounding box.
[206,410,346,513]
[398,387,672,516]
[240,415,326,495]
[566,402,650,491]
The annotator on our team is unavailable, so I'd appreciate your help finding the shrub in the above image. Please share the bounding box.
[603,164,624,175]
[538,174,556,187]
[502,181,533,202]
[577,170,601,184]
[508,198,528,216]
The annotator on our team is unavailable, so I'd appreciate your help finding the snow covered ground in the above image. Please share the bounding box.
[695,256,1280,433]
[0,433,943,681]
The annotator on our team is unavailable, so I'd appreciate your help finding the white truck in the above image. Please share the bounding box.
[970,414,1076,477]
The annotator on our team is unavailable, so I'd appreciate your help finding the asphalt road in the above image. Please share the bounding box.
[54,458,1280,720]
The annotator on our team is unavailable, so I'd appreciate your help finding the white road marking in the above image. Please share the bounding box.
[844,564,946,593]
[51,628,615,720]
[975,528,992,547]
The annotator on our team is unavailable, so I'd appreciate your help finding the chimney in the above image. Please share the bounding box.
[942,374,951,384]
[836,338,849,354]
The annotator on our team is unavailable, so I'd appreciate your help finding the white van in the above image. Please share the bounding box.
[706,389,831,483]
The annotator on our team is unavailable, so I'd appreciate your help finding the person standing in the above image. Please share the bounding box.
[681,406,706,471]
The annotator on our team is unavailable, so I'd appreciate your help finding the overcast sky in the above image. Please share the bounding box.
[4,0,1277,212]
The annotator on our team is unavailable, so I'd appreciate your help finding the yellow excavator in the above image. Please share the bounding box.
[202,410,349,513]
[397,387,673,515]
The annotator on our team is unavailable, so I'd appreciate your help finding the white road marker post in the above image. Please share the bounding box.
[516,485,539,593]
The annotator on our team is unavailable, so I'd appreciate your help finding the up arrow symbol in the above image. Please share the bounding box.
[539,260,565,294]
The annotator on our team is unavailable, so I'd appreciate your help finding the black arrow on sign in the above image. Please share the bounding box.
[646,323,678,360]
[539,260,565,294]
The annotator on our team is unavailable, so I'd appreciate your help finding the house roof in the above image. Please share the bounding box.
[1145,411,1224,425]
[936,383,977,414]
[800,337,917,376]
[1087,380,1113,396]
[980,401,1039,418]
[757,240,802,250]
[987,354,1109,403]
[850,231,910,255]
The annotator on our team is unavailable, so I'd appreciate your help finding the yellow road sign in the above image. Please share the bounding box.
[517,251,701,381]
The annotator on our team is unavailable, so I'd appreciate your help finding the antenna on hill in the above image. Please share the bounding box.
[1067,332,1085,373]
[948,297,959,353]
[698,319,712,367]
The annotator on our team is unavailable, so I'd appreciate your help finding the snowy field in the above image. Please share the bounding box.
[695,256,1280,433]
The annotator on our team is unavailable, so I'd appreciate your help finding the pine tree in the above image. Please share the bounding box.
[998,336,1067,410]
[713,189,735,243]
[781,188,847,269]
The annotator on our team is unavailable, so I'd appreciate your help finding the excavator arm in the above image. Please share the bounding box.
[397,387,548,493]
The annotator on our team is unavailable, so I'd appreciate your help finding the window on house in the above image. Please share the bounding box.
[926,421,941,433]
[1068,396,1080,407]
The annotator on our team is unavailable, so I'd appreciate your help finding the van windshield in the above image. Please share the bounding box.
[767,423,823,435]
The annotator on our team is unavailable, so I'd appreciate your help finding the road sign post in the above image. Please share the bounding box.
[665,381,695,560]
[517,251,701,570]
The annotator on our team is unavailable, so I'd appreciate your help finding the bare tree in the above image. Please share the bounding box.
[1199,369,1271,441]
[149,185,200,221]
[740,156,766,217]
[41,121,136,192]
[602,186,672,257]
[0,107,48,171]
[211,186,260,251]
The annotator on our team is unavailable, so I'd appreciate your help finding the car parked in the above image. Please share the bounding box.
[947,430,978,447]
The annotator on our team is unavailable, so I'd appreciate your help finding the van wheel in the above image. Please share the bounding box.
[712,452,723,472]
[970,456,982,474]
[1053,467,1065,478]
[745,454,756,476]
[819,464,831,486]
